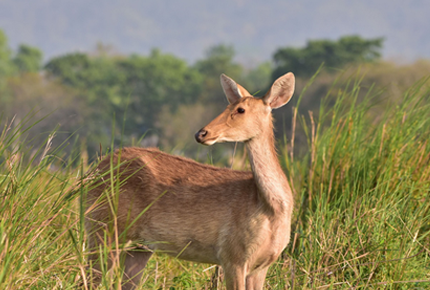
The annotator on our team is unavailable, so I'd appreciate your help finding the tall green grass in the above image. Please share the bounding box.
[0,75,429,289]
[280,75,430,289]
[0,116,87,289]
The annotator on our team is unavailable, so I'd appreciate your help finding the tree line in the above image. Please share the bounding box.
[3,28,426,163]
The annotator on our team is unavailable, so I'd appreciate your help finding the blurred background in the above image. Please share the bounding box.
[1,0,429,164]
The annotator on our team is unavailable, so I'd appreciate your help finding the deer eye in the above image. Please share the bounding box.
[237,108,245,114]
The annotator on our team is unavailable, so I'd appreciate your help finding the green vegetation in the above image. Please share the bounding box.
[0,29,430,288]
[13,45,43,73]
[272,35,383,79]
[282,75,430,289]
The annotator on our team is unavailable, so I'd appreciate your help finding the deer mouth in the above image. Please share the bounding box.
[200,138,218,146]
[196,136,219,146]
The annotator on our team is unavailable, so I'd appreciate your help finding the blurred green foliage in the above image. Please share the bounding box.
[44,49,203,149]
[1,29,429,163]
[0,30,13,89]
[0,31,43,78]
[13,44,43,73]
[272,35,383,79]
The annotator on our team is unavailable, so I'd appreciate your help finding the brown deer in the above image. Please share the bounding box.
[86,72,295,289]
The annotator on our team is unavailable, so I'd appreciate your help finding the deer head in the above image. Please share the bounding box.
[195,72,295,145]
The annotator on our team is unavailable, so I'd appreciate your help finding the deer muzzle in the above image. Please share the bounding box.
[195,129,208,144]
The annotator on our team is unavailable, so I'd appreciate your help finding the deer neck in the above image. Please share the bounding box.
[245,126,293,216]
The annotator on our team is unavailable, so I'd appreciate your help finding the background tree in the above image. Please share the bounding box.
[44,53,92,89]
[44,49,203,152]
[272,35,384,79]
[194,44,243,104]
[116,49,202,138]
[5,73,88,149]
[44,52,119,150]
[244,61,272,95]
[12,45,43,73]
[0,29,14,90]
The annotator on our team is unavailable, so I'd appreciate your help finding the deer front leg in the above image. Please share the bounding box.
[223,264,247,290]
[245,266,269,290]
[121,250,153,290]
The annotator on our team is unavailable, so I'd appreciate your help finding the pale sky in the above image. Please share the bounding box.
[0,0,428,65]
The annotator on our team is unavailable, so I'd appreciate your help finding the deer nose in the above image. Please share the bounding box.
[195,129,208,143]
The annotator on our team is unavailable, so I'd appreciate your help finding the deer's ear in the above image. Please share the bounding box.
[220,74,251,104]
[263,72,295,109]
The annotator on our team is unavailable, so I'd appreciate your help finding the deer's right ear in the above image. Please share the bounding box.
[220,74,250,104]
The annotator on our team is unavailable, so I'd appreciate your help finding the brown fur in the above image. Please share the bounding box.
[85,73,296,289]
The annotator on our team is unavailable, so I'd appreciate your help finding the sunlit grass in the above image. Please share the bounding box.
[281,75,430,289]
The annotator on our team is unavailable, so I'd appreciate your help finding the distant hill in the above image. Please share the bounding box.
[0,0,429,64]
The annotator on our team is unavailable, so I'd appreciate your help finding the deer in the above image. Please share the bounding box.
[85,72,295,290]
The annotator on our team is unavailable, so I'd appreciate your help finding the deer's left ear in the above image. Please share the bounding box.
[263,72,295,109]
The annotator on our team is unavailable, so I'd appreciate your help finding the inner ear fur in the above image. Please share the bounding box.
[263,72,295,109]
[220,74,251,104]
